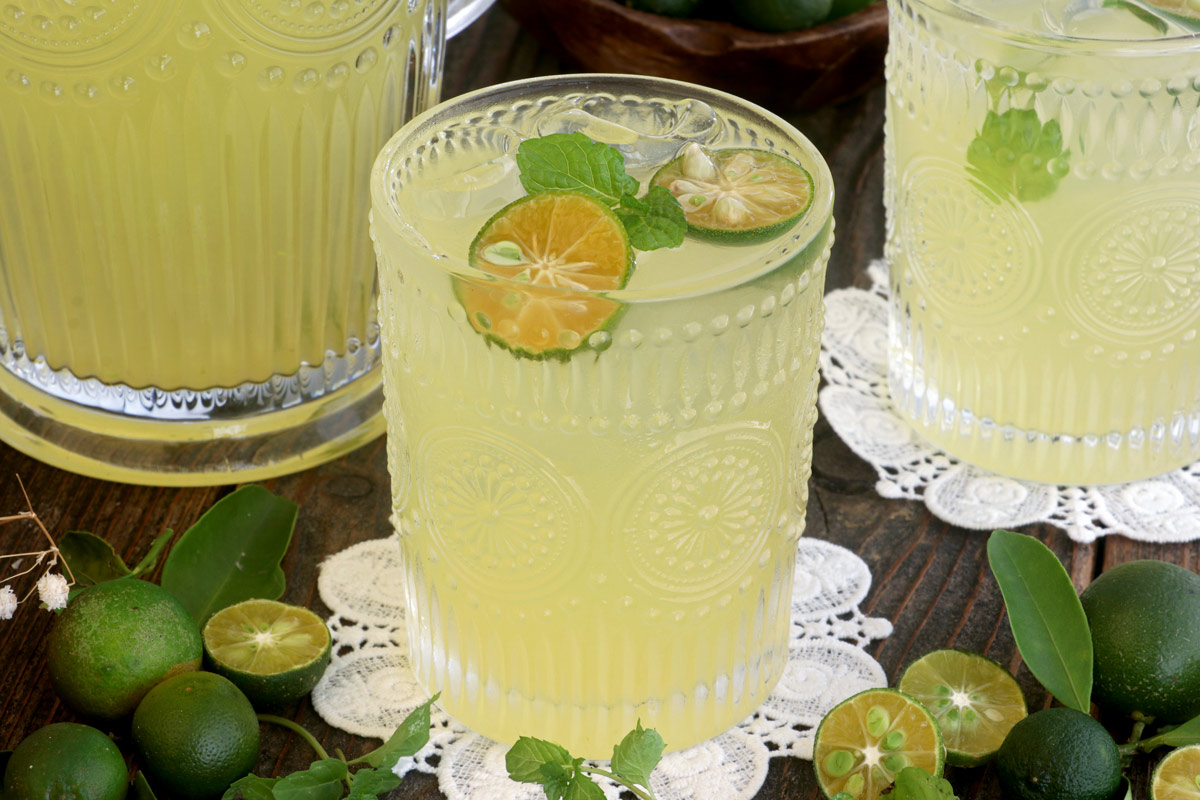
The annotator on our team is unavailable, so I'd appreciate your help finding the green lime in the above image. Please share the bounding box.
[461,189,633,358]
[3,723,128,800]
[994,708,1121,800]
[812,688,945,799]
[898,649,1027,767]
[131,672,259,800]
[650,144,814,243]
[731,0,834,31]
[203,599,332,708]
[47,579,202,721]
[628,0,703,16]
[1081,560,1200,724]
[1152,743,1200,800]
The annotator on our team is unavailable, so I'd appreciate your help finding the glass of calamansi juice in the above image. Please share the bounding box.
[886,0,1200,484]
[371,74,834,755]
[0,0,446,484]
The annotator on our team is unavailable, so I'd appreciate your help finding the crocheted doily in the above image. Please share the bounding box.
[312,536,892,799]
[820,260,1200,543]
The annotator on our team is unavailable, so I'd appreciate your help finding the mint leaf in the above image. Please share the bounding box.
[132,771,161,800]
[517,133,638,206]
[987,530,1093,713]
[506,737,574,784]
[616,186,687,251]
[881,766,958,799]
[345,767,402,799]
[223,775,279,800]
[966,109,1069,203]
[362,694,438,769]
[563,777,606,800]
[610,721,666,789]
[272,759,348,800]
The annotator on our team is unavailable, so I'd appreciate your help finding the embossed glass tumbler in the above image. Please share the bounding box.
[371,74,834,756]
[0,0,446,485]
[885,0,1200,485]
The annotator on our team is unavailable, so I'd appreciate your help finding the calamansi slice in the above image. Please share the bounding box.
[898,649,1027,767]
[203,599,332,708]
[650,143,813,242]
[461,189,633,358]
[1153,744,1200,800]
[813,688,945,800]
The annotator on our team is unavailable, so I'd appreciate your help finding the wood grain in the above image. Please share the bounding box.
[0,6,1188,799]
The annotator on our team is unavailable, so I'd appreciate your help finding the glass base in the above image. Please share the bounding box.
[0,354,386,486]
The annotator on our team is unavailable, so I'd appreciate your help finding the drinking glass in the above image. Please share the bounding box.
[371,74,834,755]
[0,0,447,484]
[885,0,1200,484]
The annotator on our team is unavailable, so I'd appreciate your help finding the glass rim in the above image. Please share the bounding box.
[369,73,835,303]
[902,0,1200,51]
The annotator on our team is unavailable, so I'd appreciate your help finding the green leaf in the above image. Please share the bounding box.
[562,777,606,800]
[881,766,958,799]
[987,530,1093,713]
[966,109,1069,203]
[160,485,297,625]
[131,772,160,800]
[506,736,575,784]
[1118,776,1132,800]
[616,185,687,251]
[517,133,638,206]
[1142,713,1200,749]
[58,531,131,587]
[130,529,175,578]
[345,767,402,799]
[610,721,666,788]
[362,694,438,769]
[222,775,280,800]
[539,762,572,800]
[272,759,348,800]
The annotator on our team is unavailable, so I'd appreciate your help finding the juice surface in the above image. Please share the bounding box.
[885,0,1200,483]
[374,79,833,755]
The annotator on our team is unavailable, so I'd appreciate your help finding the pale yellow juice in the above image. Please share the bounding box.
[886,0,1200,484]
[0,0,443,483]
[373,76,833,755]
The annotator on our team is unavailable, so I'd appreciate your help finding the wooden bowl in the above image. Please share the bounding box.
[497,0,888,110]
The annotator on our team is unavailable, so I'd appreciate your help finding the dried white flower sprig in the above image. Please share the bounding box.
[0,476,75,618]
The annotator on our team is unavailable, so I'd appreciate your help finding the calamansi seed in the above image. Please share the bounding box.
[844,773,865,797]
[689,195,706,207]
[883,754,908,773]
[984,708,1005,722]
[881,730,906,751]
[481,240,527,266]
[866,706,890,737]
[824,749,856,777]
[963,707,979,723]
[932,684,952,697]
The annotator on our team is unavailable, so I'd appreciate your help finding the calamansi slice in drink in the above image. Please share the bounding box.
[898,649,1027,767]
[202,599,332,708]
[1153,744,1200,800]
[461,189,634,358]
[812,688,945,800]
[651,143,813,243]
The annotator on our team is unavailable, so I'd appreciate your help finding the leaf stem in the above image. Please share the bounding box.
[578,766,657,800]
[258,714,331,762]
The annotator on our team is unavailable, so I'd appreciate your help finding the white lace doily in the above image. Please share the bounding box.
[821,260,1200,544]
[312,536,892,799]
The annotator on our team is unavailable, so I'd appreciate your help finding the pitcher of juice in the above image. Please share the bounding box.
[0,0,449,484]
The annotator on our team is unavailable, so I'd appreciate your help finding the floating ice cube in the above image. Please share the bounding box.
[411,125,524,220]
[1043,0,1182,38]
[533,95,721,170]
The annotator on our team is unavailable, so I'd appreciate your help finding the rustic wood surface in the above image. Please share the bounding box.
[0,6,1190,798]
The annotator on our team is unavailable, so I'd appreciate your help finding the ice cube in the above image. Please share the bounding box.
[532,95,721,170]
[1043,0,1181,38]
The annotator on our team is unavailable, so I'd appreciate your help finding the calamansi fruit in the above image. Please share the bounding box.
[203,599,332,709]
[994,708,1121,800]
[47,579,202,721]
[898,649,1026,766]
[3,723,128,800]
[812,688,945,799]
[651,144,813,243]
[1152,743,1200,800]
[461,189,633,358]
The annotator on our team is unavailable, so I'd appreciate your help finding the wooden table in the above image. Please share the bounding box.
[0,6,1191,798]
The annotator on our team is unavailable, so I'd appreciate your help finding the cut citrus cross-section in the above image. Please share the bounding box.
[812,688,945,800]
[898,649,1027,767]
[461,189,634,358]
[1153,744,1200,800]
[651,143,813,242]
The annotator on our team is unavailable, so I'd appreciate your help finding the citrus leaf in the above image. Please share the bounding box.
[987,530,1092,713]
[130,529,174,579]
[132,771,160,800]
[1142,714,1200,749]
[58,531,130,587]
[160,486,297,625]
[1119,776,1132,800]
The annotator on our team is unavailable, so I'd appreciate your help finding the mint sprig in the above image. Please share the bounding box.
[517,133,686,251]
[506,722,665,800]
[966,109,1069,203]
[879,766,959,799]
